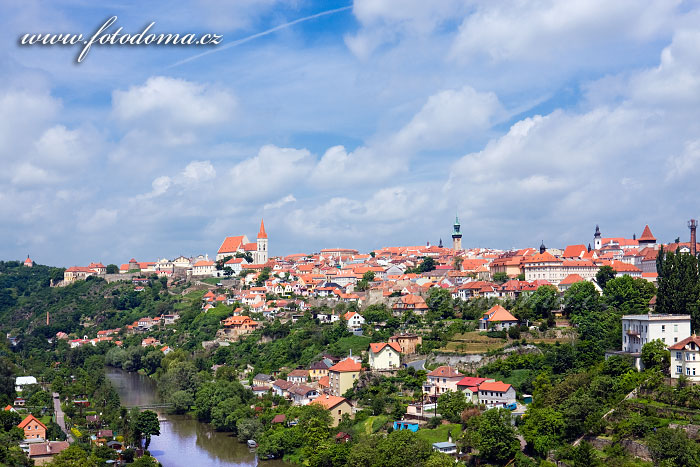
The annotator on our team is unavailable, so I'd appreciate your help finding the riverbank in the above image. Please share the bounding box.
[106,367,289,467]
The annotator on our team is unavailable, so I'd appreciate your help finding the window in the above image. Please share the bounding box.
[675,337,679,343]
[677,352,683,360]
[677,366,683,374]
[687,367,691,375]
[662,325,666,332]
[675,324,679,332]
[694,368,697,376]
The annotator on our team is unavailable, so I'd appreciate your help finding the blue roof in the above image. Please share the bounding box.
[432,442,456,448]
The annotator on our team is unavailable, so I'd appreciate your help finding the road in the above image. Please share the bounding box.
[52,393,74,443]
[406,359,426,370]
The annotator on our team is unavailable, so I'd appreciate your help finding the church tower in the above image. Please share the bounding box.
[256,219,268,264]
[594,225,602,250]
[452,216,463,251]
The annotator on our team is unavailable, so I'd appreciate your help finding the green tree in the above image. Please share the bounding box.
[473,409,519,464]
[426,287,454,320]
[656,248,700,328]
[563,281,600,319]
[521,407,565,457]
[595,265,616,290]
[105,264,119,274]
[134,410,160,450]
[236,417,263,442]
[641,339,670,374]
[171,390,193,414]
[493,272,509,284]
[437,391,467,423]
[528,285,560,319]
[646,427,700,466]
[603,275,656,314]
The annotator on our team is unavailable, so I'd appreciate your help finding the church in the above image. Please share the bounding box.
[216,219,269,264]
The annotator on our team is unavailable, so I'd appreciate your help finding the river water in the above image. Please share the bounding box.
[106,367,288,467]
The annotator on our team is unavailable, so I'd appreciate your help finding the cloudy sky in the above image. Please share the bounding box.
[2,0,700,266]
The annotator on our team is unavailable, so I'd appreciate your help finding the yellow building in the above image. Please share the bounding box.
[368,343,402,370]
[308,360,330,381]
[328,357,361,397]
[311,395,353,427]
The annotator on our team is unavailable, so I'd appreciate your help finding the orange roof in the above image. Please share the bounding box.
[478,381,512,392]
[318,376,330,388]
[560,274,584,285]
[18,414,46,430]
[522,252,562,264]
[193,260,214,267]
[329,357,362,373]
[427,366,462,378]
[669,335,700,350]
[258,219,268,239]
[218,235,246,254]
[483,305,518,322]
[562,245,587,258]
[3,405,12,411]
[638,225,656,242]
[369,342,402,354]
[311,395,349,410]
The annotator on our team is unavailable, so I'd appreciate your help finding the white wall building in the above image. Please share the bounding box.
[670,335,700,381]
[622,314,691,353]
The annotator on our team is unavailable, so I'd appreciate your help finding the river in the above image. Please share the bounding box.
[106,367,289,467]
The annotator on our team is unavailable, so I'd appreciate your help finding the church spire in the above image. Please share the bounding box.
[257,218,267,239]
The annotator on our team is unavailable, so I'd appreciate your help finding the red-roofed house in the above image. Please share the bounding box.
[558,274,585,292]
[343,311,365,331]
[478,381,516,408]
[368,342,402,370]
[670,334,700,381]
[328,357,362,396]
[480,305,518,331]
[18,414,46,440]
[423,366,463,397]
[456,377,487,403]
[310,395,353,427]
[392,294,429,316]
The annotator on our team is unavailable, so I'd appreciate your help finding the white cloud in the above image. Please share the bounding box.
[229,145,314,200]
[264,194,296,210]
[181,160,216,184]
[10,162,52,186]
[392,85,504,150]
[34,125,100,167]
[78,208,118,233]
[449,0,679,63]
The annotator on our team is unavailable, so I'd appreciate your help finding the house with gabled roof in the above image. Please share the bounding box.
[477,381,516,409]
[368,342,402,370]
[18,414,46,440]
[328,357,362,397]
[310,395,353,427]
[423,366,463,398]
[479,305,518,331]
[456,376,487,403]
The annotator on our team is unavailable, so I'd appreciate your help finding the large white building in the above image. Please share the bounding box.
[622,314,691,353]
[216,219,269,264]
[620,313,691,369]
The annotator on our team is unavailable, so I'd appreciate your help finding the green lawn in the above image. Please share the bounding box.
[200,278,222,285]
[415,423,461,444]
[354,415,390,434]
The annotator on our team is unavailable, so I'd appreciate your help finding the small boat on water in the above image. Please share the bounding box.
[247,440,258,448]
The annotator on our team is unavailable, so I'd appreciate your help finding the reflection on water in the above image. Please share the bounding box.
[106,367,289,467]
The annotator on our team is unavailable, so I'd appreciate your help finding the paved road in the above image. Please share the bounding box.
[52,393,74,443]
[406,359,426,370]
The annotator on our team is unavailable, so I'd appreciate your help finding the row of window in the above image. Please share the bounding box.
[676,366,697,376]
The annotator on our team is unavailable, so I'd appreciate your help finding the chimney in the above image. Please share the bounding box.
[689,220,698,256]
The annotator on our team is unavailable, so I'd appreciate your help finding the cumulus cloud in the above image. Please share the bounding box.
[449,0,679,63]
[229,145,314,200]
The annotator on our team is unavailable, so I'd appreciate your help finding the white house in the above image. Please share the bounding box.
[15,376,38,393]
[368,342,402,370]
[343,311,365,331]
[479,305,518,331]
[477,381,516,409]
[670,335,700,381]
[620,313,691,370]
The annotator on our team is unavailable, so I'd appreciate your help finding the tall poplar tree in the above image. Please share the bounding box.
[656,247,700,328]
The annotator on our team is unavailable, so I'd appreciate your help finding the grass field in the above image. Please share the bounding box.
[415,423,461,444]
[438,331,506,354]
[355,415,390,434]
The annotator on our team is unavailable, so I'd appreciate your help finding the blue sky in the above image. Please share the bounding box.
[2,0,700,266]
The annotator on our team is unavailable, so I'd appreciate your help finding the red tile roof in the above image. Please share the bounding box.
[483,305,518,322]
[478,381,512,392]
[669,335,700,350]
[369,342,402,354]
[638,225,656,242]
[560,274,584,285]
[457,377,487,388]
[311,395,349,410]
[427,366,462,378]
[218,235,246,254]
[329,357,362,372]
[18,414,46,430]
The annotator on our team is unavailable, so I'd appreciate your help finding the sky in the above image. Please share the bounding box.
[2,0,700,267]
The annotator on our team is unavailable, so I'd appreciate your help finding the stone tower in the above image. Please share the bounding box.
[256,219,268,264]
[452,216,463,251]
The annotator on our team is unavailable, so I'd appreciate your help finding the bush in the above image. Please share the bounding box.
[427,416,442,428]
[508,326,521,339]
